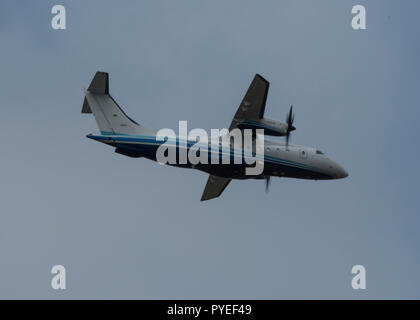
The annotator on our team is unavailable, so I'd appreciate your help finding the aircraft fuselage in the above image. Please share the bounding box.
[88,133,348,181]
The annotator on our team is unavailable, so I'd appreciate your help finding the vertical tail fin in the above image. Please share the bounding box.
[82,71,147,135]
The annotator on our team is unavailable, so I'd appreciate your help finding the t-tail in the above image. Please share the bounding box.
[82,71,153,136]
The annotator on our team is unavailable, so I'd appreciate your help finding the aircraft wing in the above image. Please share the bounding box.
[229,74,269,130]
[200,74,268,201]
[201,175,232,201]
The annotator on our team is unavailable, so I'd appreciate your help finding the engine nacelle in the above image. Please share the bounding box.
[237,117,290,136]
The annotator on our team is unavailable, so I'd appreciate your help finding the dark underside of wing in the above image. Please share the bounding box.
[229,74,269,130]
[201,175,232,201]
[200,74,269,201]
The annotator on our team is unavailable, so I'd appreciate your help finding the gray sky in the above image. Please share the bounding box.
[0,0,419,299]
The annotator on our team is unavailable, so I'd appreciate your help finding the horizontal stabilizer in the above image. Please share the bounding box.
[88,71,109,94]
[81,97,92,113]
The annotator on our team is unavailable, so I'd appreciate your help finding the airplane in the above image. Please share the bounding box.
[82,71,348,201]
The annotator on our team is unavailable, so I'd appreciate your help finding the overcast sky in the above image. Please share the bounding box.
[0,0,419,299]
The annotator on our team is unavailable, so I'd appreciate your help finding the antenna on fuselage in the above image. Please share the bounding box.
[265,176,271,193]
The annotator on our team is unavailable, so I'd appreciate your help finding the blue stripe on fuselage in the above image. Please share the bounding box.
[89,132,319,173]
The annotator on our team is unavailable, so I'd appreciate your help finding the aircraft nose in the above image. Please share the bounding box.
[335,164,348,179]
[327,159,348,179]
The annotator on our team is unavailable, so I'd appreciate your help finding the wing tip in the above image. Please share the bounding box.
[255,73,269,84]
[200,192,214,201]
[200,194,217,201]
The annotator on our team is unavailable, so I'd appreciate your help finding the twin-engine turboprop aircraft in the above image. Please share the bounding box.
[82,72,348,201]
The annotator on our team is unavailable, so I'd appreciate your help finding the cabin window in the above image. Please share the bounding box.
[299,149,308,159]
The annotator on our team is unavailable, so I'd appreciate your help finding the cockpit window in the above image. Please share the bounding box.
[316,150,324,155]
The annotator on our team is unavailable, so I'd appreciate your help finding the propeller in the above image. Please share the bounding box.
[285,105,296,149]
[265,176,271,193]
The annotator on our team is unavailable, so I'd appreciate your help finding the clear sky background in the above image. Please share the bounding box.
[0,0,419,299]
